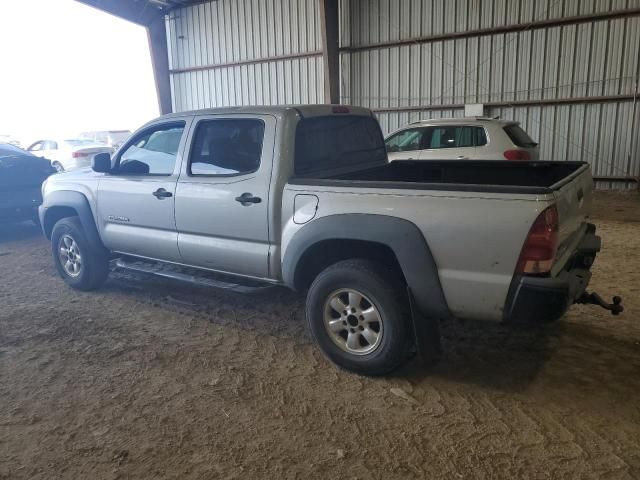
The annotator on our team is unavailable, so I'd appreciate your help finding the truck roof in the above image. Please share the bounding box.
[157,104,374,121]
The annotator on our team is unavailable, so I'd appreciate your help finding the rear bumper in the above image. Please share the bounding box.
[504,223,600,323]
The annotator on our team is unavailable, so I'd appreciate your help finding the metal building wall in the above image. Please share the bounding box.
[341,0,640,188]
[166,0,324,112]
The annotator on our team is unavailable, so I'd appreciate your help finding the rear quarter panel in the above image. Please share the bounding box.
[282,185,554,321]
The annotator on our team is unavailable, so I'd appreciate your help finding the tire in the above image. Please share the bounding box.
[51,216,109,291]
[306,259,412,376]
[52,162,64,173]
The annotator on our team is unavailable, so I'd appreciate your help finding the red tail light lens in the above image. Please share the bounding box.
[503,149,530,160]
[72,151,88,158]
[516,205,559,274]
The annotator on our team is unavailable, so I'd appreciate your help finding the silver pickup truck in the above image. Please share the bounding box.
[39,105,621,375]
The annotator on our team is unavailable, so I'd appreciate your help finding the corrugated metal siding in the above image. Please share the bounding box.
[166,0,324,111]
[343,0,640,188]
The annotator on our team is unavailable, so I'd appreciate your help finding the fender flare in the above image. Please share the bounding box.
[40,190,104,250]
[282,214,450,320]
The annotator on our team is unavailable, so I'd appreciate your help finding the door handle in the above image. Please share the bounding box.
[235,192,262,206]
[152,188,173,199]
[456,155,467,160]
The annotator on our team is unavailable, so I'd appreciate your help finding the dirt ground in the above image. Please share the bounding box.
[1,191,639,479]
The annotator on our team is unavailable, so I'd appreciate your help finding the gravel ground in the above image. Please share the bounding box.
[1,191,639,479]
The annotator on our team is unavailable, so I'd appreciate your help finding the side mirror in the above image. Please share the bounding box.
[92,153,112,173]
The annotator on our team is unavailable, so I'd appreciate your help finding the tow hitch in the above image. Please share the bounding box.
[576,292,624,315]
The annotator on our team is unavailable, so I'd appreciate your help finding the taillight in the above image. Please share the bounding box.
[516,205,559,274]
[72,151,88,158]
[503,149,530,160]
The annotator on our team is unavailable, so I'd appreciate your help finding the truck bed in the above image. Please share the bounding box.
[292,160,588,195]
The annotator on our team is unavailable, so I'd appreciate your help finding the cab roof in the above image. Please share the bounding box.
[157,104,374,121]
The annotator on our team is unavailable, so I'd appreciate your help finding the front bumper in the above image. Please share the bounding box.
[504,223,600,323]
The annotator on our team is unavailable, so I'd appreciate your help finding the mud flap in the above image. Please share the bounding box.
[408,288,443,365]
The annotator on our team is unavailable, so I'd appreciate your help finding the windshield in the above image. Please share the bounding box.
[295,115,386,175]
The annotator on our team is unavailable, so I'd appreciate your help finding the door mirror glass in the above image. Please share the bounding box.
[92,152,112,173]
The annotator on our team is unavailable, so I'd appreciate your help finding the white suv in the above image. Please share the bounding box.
[385,118,539,162]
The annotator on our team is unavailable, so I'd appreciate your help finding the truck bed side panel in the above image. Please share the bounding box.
[282,186,552,322]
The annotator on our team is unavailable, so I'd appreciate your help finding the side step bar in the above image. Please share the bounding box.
[114,258,274,294]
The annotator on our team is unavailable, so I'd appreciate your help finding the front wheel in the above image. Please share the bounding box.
[51,217,109,291]
[306,259,412,375]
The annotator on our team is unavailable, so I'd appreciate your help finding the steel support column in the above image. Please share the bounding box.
[147,16,173,114]
[319,0,340,104]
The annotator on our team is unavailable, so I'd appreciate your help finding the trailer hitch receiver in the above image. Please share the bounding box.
[576,292,624,315]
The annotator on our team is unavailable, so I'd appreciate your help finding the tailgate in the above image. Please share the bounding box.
[551,165,594,268]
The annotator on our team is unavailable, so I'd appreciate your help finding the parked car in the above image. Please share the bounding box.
[0,143,54,223]
[39,105,619,375]
[385,117,539,161]
[79,130,132,150]
[26,138,113,172]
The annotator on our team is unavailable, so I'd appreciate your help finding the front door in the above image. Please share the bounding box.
[174,114,275,279]
[418,125,481,160]
[385,127,426,161]
[96,120,190,262]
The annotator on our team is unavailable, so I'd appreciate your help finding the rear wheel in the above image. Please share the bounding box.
[51,217,109,290]
[306,259,412,375]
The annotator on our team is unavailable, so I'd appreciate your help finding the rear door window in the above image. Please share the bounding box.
[425,126,487,149]
[503,125,537,147]
[188,119,265,176]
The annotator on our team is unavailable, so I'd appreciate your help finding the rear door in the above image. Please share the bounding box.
[96,119,191,262]
[174,114,275,278]
[418,125,484,160]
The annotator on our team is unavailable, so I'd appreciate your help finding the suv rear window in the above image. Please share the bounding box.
[503,125,537,148]
[295,115,386,175]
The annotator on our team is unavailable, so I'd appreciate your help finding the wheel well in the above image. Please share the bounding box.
[293,239,406,291]
[43,206,78,239]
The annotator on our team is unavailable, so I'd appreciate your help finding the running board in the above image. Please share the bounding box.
[114,258,274,294]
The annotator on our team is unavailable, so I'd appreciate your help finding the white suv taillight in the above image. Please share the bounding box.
[72,151,88,158]
[516,205,559,274]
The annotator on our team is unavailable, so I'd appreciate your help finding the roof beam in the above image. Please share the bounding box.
[74,0,163,26]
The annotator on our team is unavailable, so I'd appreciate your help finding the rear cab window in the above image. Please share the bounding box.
[295,115,386,175]
[503,124,537,148]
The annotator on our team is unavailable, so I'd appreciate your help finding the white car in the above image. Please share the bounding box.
[385,118,539,162]
[27,138,114,172]
[79,130,132,150]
